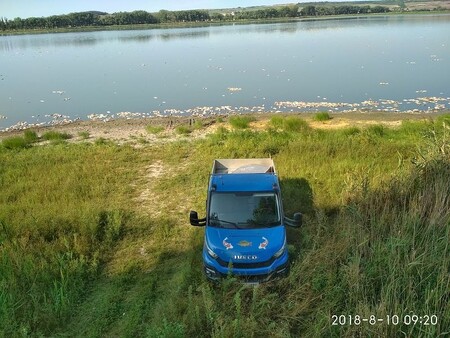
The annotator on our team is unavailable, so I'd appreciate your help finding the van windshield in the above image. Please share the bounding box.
[209,192,281,229]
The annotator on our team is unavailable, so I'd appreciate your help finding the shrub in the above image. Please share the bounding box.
[146,125,164,134]
[42,131,71,141]
[314,112,332,121]
[1,136,30,150]
[229,116,255,129]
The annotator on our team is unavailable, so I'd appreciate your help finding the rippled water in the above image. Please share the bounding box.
[1,14,449,130]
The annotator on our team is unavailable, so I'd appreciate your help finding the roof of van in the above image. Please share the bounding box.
[209,173,279,192]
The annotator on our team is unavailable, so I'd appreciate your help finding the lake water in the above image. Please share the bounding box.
[1,14,449,131]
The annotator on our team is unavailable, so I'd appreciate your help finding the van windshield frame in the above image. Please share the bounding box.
[208,191,281,229]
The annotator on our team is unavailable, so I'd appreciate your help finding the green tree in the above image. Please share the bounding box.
[278,5,300,17]
[210,12,225,21]
[157,9,176,23]
[301,5,316,16]
[0,17,6,30]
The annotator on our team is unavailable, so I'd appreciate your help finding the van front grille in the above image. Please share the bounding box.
[216,256,276,269]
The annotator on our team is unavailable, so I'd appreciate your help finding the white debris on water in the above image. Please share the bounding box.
[1,95,449,132]
[116,112,142,119]
[275,101,357,110]
[0,115,6,120]
[227,87,242,92]
[274,96,450,114]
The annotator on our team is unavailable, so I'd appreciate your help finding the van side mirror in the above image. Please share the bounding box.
[190,210,206,227]
[293,212,302,227]
[284,212,302,228]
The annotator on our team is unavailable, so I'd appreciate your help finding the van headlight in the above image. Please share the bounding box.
[273,239,286,258]
[205,242,218,259]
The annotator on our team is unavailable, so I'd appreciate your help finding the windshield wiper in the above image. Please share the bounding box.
[210,218,242,229]
[247,220,281,228]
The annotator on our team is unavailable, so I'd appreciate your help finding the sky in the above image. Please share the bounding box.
[0,0,307,19]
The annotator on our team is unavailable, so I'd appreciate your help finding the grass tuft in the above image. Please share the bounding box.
[175,125,192,135]
[229,116,255,129]
[269,116,310,132]
[365,124,386,137]
[314,112,332,121]
[42,131,71,141]
[146,125,164,134]
[24,130,39,143]
[269,116,284,129]
[1,136,30,150]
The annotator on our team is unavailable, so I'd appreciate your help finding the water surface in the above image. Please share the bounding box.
[1,14,449,130]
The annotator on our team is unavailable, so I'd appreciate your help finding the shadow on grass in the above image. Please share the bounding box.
[57,215,204,337]
[280,177,314,216]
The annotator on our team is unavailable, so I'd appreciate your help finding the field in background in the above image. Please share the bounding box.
[1,114,449,337]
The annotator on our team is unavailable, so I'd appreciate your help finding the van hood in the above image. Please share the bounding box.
[205,226,285,263]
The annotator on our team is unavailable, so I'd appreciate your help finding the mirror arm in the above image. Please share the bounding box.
[190,217,206,227]
[284,216,296,227]
[196,217,206,226]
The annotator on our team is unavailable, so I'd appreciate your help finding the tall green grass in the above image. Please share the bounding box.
[1,117,449,337]
[0,143,142,336]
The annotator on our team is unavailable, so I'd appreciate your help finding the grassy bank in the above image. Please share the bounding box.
[0,115,449,336]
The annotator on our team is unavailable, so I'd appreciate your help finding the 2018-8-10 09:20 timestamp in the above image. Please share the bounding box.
[331,314,438,326]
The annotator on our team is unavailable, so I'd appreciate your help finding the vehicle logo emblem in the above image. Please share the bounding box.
[234,255,258,260]
[238,240,252,247]
[258,237,269,250]
[223,237,233,250]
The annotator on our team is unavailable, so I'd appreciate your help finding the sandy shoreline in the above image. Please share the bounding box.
[0,111,448,145]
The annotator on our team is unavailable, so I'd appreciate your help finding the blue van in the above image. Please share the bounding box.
[190,159,302,283]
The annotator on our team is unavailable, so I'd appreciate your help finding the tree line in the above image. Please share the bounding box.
[299,5,390,16]
[0,5,391,31]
